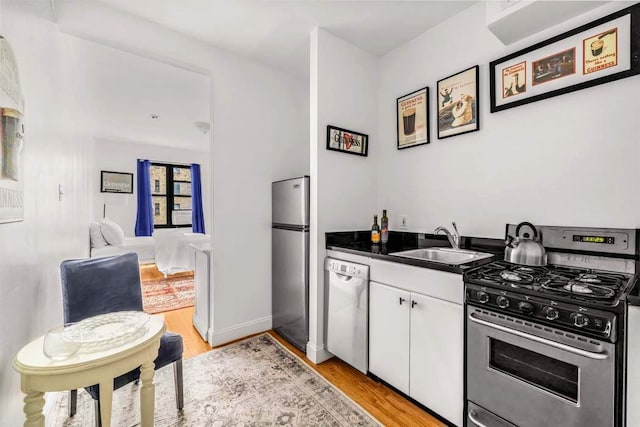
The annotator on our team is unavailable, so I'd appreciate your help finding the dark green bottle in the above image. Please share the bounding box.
[381,209,389,243]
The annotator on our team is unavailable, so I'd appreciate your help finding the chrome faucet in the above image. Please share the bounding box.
[434,221,461,250]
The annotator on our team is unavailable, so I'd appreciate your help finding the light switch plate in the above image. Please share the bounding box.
[400,215,408,229]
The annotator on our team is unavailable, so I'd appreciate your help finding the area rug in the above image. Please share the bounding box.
[46,333,380,426]
[141,274,194,314]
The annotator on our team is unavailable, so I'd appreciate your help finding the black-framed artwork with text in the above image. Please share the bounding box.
[490,3,640,113]
[100,171,133,193]
[326,125,368,157]
[437,65,479,139]
[397,87,429,149]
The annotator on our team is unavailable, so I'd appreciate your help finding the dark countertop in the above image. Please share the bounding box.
[326,231,504,274]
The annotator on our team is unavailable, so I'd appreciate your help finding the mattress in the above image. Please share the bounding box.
[90,237,156,263]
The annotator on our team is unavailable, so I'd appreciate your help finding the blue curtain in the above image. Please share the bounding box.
[191,163,205,234]
[134,159,154,236]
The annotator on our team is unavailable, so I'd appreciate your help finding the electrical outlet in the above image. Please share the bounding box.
[400,215,408,229]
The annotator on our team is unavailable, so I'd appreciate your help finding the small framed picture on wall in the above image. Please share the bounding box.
[326,125,368,157]
[101,171,133,193]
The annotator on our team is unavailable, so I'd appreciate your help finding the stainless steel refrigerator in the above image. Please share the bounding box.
[272,176,309,352]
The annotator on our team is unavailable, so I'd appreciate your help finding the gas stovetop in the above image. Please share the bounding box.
[465,260,633,307]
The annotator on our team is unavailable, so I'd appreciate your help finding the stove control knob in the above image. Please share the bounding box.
[518,301,535,315]
[496,296,510,308]
[544,306,560,320]
[477,291,489,304]
[573,313,590,328]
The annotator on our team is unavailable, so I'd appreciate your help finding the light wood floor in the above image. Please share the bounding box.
[161,305,445,427]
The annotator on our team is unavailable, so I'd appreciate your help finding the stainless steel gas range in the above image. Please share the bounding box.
[464,225,639,427]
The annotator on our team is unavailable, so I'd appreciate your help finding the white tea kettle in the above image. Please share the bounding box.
[504,222,547,266]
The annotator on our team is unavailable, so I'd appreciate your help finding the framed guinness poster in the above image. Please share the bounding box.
[101,171,133,193]
[437,65,479,139]
[326,125,368,157]
[397,87,429,150]
[490,3,640,112]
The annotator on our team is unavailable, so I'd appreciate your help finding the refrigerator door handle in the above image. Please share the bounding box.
[272,223,309,232]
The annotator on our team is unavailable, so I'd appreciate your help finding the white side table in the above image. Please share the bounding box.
[13,315,166,427]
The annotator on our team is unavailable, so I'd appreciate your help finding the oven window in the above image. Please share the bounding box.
[490,338,578,402]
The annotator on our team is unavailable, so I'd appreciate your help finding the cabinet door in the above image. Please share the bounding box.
[409,293,463,426]
[369,281,411,394]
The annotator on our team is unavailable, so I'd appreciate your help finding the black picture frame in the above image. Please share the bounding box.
[326,125,368,157]
[397,87,430,149]
[437,65,480,139]
[490,3,640,113]
[100,170,133,193]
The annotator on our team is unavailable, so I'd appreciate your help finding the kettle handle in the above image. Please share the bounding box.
[516,222,538,239]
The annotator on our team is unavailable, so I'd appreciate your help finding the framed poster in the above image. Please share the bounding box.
[101,171,133,193]
[490,3,640,112]
[326,125,368,157]
[397,87,429,149]
[0,108,25,223]
[437,65,479,139]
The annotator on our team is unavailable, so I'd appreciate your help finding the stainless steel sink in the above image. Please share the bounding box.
[390,247,493,265]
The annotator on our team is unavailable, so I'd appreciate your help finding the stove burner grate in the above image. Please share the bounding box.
[465,260,631,304]
[542,282,617,299]
[498,270,535,286]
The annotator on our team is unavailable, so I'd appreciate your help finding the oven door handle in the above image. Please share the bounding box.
[468,313,609,360]
[468,410,489,427]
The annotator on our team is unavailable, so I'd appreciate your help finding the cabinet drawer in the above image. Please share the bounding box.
[369,259,463,305]
[326,250,370,265]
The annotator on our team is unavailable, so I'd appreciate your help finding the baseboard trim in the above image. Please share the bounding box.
[306,341,333,364]
[209,315,272,346]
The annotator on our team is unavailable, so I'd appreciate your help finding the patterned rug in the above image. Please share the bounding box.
[141,274,195,314]
[46,333,380,426]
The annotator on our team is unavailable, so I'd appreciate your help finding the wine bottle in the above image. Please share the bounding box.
[381,209,389,243]
[371,214,380,244]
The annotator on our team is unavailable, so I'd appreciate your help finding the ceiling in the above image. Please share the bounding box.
[79,41,211,152]
[89,0,476,78]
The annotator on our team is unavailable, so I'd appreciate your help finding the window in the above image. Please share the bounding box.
[150,163,192,228]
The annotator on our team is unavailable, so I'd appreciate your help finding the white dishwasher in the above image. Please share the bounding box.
[325,258,369,374]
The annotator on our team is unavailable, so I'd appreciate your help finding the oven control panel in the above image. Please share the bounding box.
[466,283,617,341]
[505,224,636,256]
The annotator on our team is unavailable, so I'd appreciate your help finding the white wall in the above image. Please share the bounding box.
[93,139,211,236]
[209,53,308,344]
[377,2,640,238]
[308,28,378,362]
[0,2,94,424]
[54,1,310,343]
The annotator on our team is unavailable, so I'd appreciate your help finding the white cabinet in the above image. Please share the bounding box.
[409,292,463,426]
[369,281,411,394]
[369,260,464,426]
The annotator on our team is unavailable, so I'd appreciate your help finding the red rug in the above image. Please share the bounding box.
[142,274,195,314]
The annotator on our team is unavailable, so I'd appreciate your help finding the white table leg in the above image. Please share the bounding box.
[99,381,114,427]
[140,360,156,427]
[23,389,45,427]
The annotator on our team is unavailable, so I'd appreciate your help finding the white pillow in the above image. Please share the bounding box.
[100,219,125,246]
[90,222,108,248]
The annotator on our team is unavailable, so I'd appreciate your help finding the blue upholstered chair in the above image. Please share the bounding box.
[60,252,184,426]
